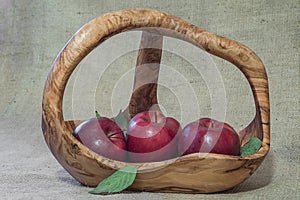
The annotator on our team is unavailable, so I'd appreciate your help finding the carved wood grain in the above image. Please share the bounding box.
[123,31,163,119]
[42,9,270,193]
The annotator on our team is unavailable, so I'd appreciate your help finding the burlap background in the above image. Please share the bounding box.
[0,0,299,199]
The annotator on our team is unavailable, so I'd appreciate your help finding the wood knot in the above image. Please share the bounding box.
[238,52,249,62]
[72,143,81,154]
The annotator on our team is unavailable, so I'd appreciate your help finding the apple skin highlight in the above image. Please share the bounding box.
[127,111,181,162]
[178,118,240,156]
[73,117,127,161]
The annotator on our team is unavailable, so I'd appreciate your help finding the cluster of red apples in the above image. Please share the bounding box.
[73,110,241,162]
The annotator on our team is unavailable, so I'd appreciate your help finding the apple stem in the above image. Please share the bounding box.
[95,111,101,118]
[154,111,157,123]
[211,121,214,128]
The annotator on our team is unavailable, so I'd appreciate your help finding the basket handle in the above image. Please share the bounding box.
[123,31,163,119]
[42,9,269,148]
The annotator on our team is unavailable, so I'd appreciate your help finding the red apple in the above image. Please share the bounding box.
[178,118,240,156]
[127,111,181,162]
[73,117,127,161]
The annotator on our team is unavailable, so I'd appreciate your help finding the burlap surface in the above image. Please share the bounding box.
[0,0,299,199]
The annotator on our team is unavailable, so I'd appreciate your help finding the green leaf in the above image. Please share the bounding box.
[114,110,128,140]
[88,166,138,195]
[241,137,262,157]
[95,111,101,118]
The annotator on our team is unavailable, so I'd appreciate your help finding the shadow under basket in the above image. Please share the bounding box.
[42,9,270,193]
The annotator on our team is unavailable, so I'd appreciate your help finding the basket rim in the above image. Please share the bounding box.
[68,123,269,171]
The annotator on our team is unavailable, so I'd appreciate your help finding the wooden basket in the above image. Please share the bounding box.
[42,9,270,193]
